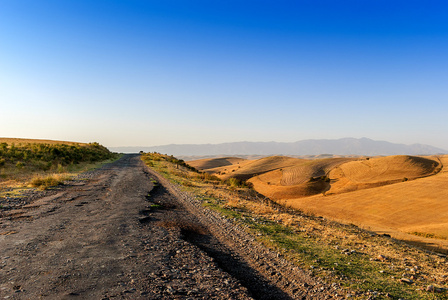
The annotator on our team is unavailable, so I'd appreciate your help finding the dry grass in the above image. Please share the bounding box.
[223,197,243,209]
[0,137,87,146]
[29,174,71,190]
[1,157,120,199]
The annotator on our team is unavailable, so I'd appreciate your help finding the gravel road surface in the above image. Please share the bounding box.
[0,155,331,299]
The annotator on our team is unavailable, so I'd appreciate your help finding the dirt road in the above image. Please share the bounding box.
[0,155,330,299]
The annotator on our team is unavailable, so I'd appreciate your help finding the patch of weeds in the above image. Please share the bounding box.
[182,181,196,187]
[201,197,243,220]
[30,175,63,190]
[150,203,164,209]
[410,231,447,240]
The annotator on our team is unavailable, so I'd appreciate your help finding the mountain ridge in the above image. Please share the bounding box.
[109,138,448,156]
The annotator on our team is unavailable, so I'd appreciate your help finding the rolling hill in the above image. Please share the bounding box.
[190,154,447,250]
[191,155,441,199]
[281,155,448,248]
[188,157,248,170]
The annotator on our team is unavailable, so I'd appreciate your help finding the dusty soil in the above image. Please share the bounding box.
[0,155,331,299]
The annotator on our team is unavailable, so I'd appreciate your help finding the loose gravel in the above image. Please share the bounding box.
[0,154,332,299]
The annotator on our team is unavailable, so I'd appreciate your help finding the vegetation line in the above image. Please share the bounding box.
[0,141,119,191]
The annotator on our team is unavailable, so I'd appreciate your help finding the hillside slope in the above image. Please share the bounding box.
[247,158,357,199]
[281,155,448,245]
[326,155,440,194]
[188,157,248,170]
[215,156,303,181]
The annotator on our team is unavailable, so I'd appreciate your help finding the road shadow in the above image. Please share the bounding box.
[181,227,293,300]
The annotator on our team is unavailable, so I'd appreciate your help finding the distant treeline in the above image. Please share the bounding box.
[0,142,117,170]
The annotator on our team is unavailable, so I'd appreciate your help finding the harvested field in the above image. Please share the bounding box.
[249,175,327,199]
[326,155,440,195]
[188,157,248,171]
[281,155,448,251]
[216,156,302,181]
[281,157,356,185]
[193,154,448,253]
[335,155,438,183]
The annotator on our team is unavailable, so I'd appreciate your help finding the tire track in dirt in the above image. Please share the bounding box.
[0,155,332,299]
[0,155,253,299]
[144,183,293,300]
[145,165,333,300]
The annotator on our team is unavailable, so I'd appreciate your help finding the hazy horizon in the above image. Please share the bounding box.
[107,137,448,158]
[108,137,447,149]
[2,1,448,149]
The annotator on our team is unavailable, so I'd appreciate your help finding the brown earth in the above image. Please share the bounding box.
[0,155,331,299]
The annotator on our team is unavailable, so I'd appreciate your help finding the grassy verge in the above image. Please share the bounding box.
[1,150,122,194]
[142,152,448,300]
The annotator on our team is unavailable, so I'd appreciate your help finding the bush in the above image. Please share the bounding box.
[35,161,52,171]
[30,176,63,190]
[57,164,64,173]
[227,178,241,187]
[225,177,253,189]
[197,172,221,182]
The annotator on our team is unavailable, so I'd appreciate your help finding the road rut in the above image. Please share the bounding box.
[0,155,329,299]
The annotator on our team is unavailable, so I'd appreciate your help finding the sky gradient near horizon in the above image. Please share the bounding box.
[1,1,448,149]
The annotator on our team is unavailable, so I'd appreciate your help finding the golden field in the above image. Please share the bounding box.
[190,154,448,252]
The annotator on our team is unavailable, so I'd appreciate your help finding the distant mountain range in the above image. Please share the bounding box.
[109,138,447,156]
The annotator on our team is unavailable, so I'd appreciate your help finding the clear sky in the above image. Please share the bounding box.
[1,0,448,149]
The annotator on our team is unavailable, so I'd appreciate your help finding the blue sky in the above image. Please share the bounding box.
[1,0,448,149]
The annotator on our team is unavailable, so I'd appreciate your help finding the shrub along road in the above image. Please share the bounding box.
[0,154,330,299]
